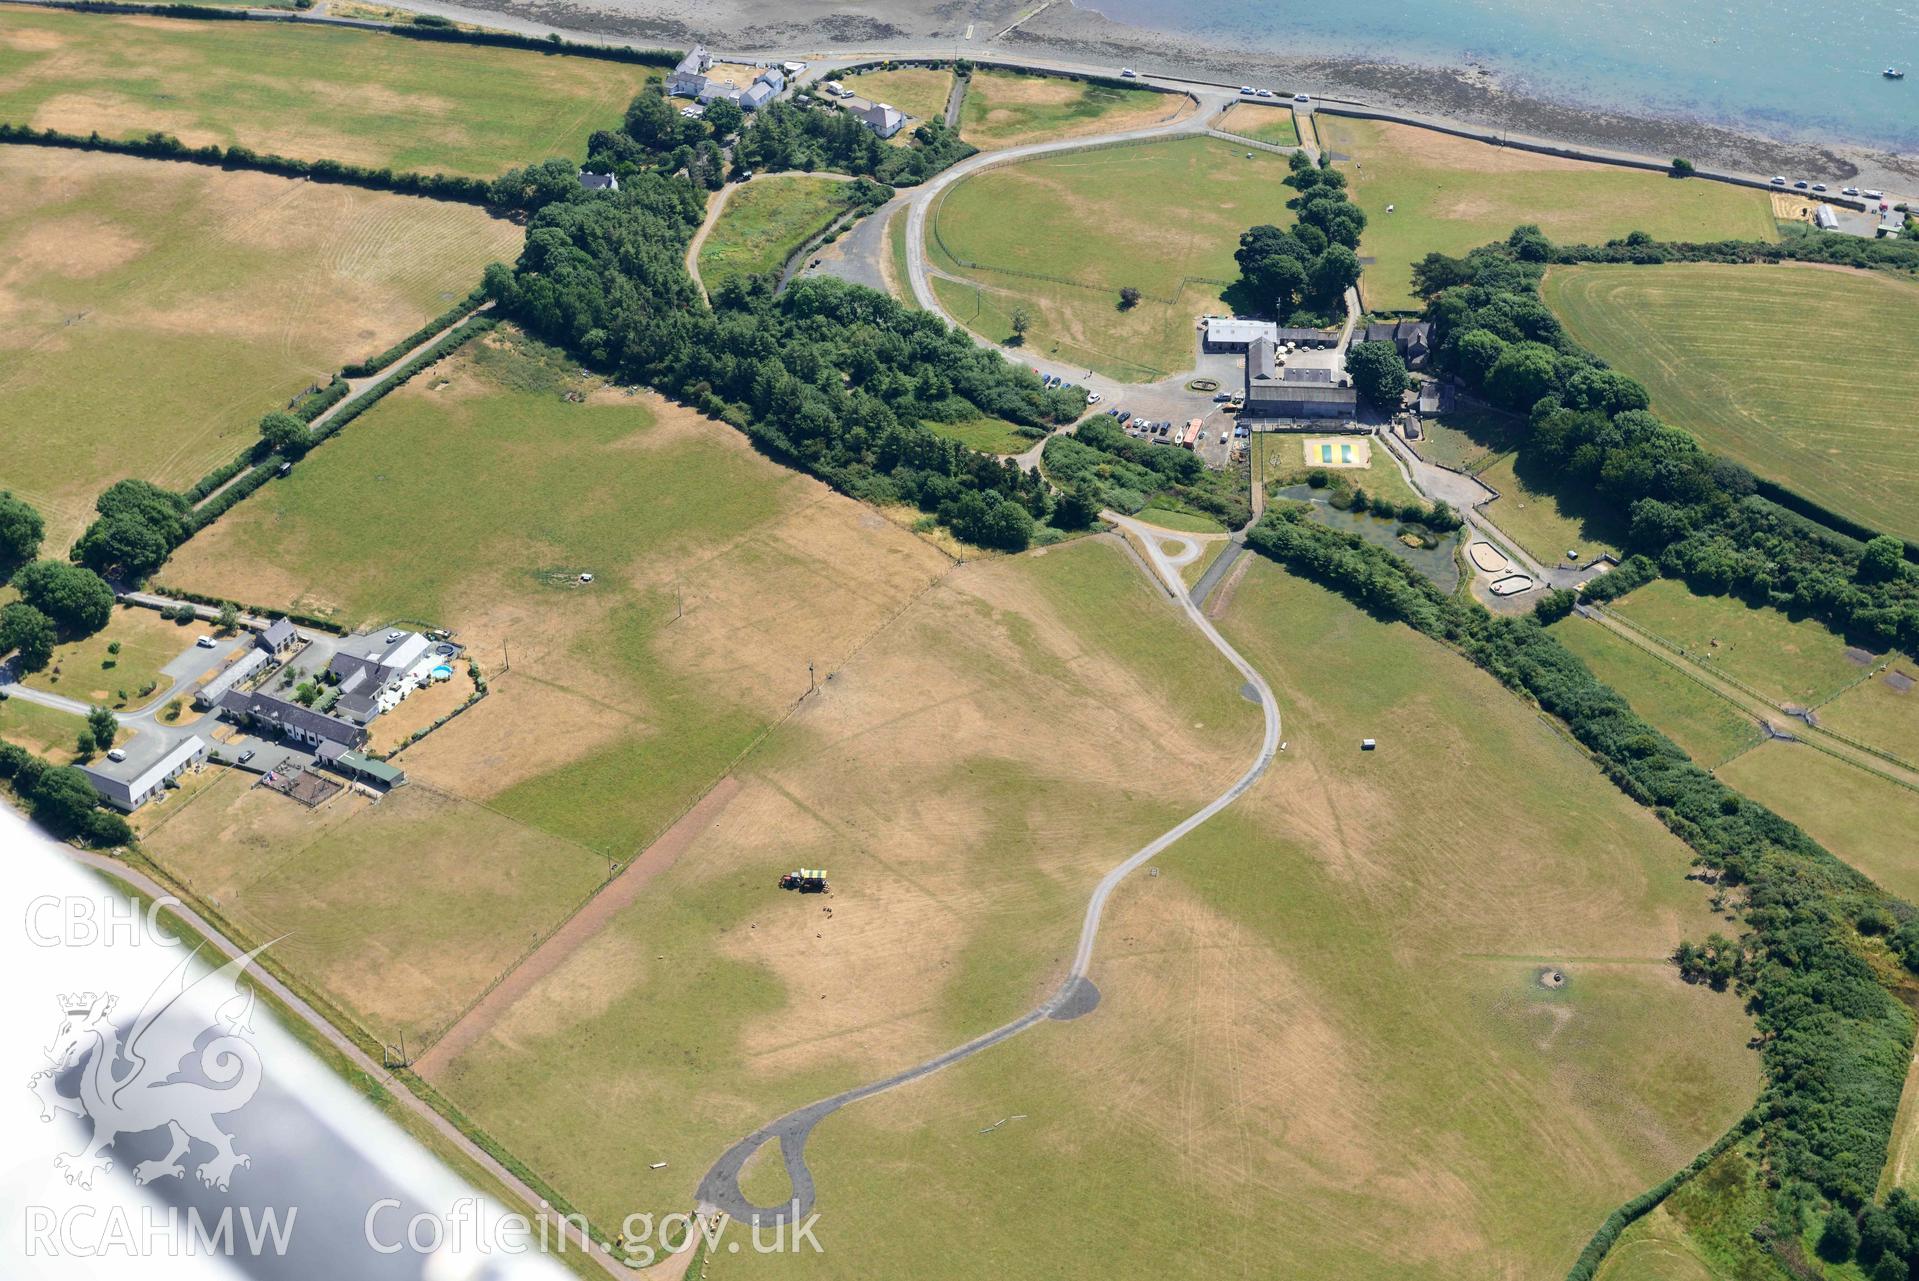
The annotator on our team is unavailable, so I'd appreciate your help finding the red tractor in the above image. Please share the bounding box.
[779,868,828,893]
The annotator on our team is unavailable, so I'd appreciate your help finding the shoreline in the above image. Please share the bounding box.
[303,0,1919,197]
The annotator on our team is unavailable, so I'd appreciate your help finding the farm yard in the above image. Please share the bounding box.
[1214,100,1301,146]
[698,176,854,295]
[838,65,954,130]
[958,68,1188,150]
[0,145,518,547]
[717,561,1758,1280]
[1315,116,1778,311]
[930,136,1298,378]
[163,330,954,860]
[0,5,661,177]
[1541,262,1919,543]
[419,537,1266,1239]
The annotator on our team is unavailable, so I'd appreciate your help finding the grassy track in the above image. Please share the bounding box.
[1316,116,1777,311]
[721,562,1756,1280]
[1215,101,1300,145]
[1477,451,1626,566]
[699,177,850,294]
[1550,614,1764,766]
[1610,578,1882,709]
[0,4,659,177]
[930,136,1297,378]
[0,146,518,548]
[958,69,1184,150]
[840,66,952,128]
[1542,261,1919,543]
[882,205,919,307]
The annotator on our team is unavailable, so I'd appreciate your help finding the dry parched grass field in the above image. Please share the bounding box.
[0,5,661,177]
[1542,261,1919,544]
[0,146,519,548]
[421,536,1267,1239]
[708,563,1756,1280]
[931,136,1298,379]
[958,68,1188,150]
[1316,116,1777,312]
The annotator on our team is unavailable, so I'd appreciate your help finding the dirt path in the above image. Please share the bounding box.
[414,776,743,1079]
[693,511,1281,1227]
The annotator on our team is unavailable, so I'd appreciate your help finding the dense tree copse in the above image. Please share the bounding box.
[72,480,192,582]
[731,102,975,186]
[0,491,44,578]
[0,601,57,671]
[0,743,131,846]
[1415,228,1919,657]
[1230,151,1368,321]
[483,174,1087,549]
[1343,340,1408,410]
[13,560,114,635]
[1245,504,1914,1217]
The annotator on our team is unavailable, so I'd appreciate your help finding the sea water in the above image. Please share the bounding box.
[1081,0,1919,150]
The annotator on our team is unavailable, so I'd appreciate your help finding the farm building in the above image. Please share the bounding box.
[1203,317,1279,351]
[740,81,775,111]
[1813,204,1839,230]
[1274,326,1336,348]
[194,647,270,711]
[325,630,448,723]
[852,101,906,138]
[257,617,299,657]
[1361,320,1434,366]
[218,688,368,751]
[80,735,209,812]
[315,742,406,791]
[668,46,713,97]
[1243,336,1357,419]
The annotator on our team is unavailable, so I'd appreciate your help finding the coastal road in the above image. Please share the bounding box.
[695,514,1281,1227]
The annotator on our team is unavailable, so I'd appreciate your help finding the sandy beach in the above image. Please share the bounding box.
[397,0,1918,195]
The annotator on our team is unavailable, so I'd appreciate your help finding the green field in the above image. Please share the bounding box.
[23,603,199,708]
[839,66,952,128]
[0,5,660,177]
[0,695,94,761]
[715,562,1757,1279]
[165,331,953,857]
[1611,578,1882,709]
[958,69,1184,150]
[698,177,852,295]
[0,145,519,548]
[1478,450,1627,567]
[1542,261,1919,543]
[922,417,1036,454]
[1416,403,1520,474]
[1215,100,1301,145]
[425,537,1267,1242]
[883,205,919,307]
[1818,666,1919,766]
[1551,615,1764,767]
[931,136,1298,379]
[1315,115,1778,311]
[1719,741,1919,905]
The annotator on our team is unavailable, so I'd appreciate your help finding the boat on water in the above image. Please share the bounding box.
[1886,67,1907,79]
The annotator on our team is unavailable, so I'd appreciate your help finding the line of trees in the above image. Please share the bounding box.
[0,743,132,847]
[1415,228,1919,657]
[1246,503,1915,1224]
[483,170,1086,551]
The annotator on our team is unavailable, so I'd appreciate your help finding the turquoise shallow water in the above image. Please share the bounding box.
[1083,0,1919,149]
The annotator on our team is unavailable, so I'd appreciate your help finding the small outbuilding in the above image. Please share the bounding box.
[1360,738,1377,751]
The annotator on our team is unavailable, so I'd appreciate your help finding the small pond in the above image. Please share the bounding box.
[1273,485,1461,593]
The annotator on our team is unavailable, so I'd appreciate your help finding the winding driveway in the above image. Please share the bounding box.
[695,514,1281,1226]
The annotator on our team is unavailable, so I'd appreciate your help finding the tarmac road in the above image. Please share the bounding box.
[694,512,1281,1227]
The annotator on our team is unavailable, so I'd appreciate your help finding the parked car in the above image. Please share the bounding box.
[1865,189,1885,199]
[1844,186,1862,196]
[1120,67,1137,77]
[1812,183,1828,192]
[107,748,127,763]
[196,636,216,648]
[1117,410,1132,423]
[1087,391,1103,404]
[1239,85,1256,96]
[1256,88,1274,98]
[238,749,255,764]
[1770,176,1788,185]
[1793,180,1810,189]
[1294,92,1311,102]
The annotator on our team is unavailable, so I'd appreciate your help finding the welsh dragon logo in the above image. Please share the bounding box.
[27,944,268,1192]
